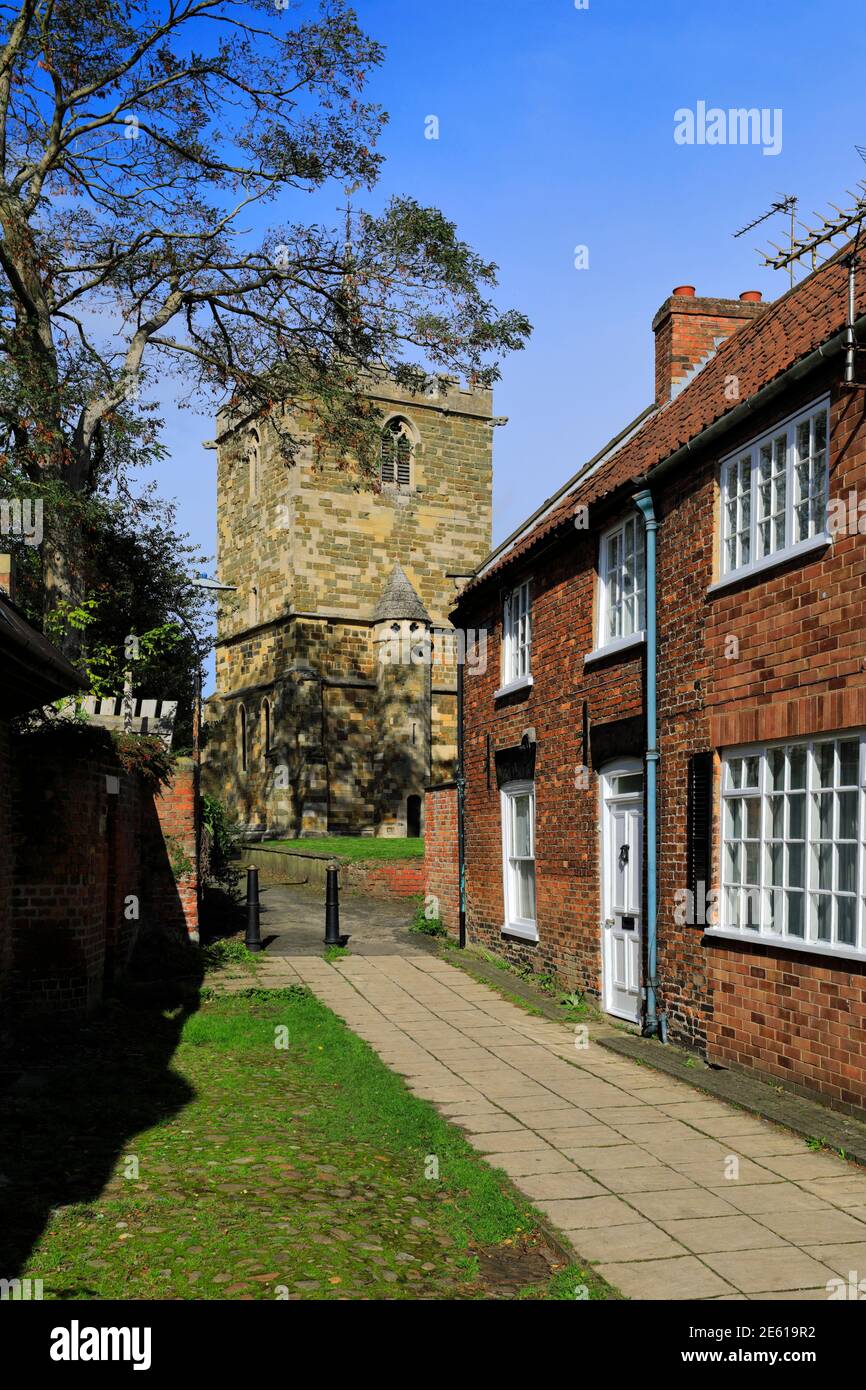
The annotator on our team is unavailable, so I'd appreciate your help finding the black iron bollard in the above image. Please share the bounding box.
[244,865,263,952]
[324,864,350,948]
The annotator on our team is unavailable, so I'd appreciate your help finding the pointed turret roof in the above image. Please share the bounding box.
[373,562,431,623]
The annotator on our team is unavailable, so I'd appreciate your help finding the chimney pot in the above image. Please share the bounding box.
[672,285,696,297]
[739,290,762,302]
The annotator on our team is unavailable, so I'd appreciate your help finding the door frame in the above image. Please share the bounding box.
[599,756,644,1022]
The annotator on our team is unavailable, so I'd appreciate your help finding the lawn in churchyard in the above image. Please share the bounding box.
[2,985,617,1301]
[262,835,424,862]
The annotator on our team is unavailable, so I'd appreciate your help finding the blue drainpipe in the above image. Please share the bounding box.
[632,488,661,1039]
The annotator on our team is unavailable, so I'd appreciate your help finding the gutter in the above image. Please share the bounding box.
[632,489,661,1040]
[456,657,467,948]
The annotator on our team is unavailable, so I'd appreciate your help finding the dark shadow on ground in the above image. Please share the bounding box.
[0,959,203,1283]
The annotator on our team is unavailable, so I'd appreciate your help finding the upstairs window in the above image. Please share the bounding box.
[599,515,645,646]
[503,579,532,685]
[720,399,829,580]
[380,418,414,488]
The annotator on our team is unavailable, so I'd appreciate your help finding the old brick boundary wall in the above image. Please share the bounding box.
[150,760,199,938]
[346,856,424,899]
[0,721,13,1024]
[424,784,460,935]
[3,726,198,1024]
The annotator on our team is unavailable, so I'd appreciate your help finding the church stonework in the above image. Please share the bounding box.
[202,378,494,838]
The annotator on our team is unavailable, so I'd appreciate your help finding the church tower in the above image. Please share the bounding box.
[203,376,494,837]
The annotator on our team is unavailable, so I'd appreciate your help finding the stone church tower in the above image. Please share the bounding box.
[203,377,494,837]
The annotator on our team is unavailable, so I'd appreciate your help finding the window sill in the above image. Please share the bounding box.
[708,533,832,595]
[494,675,534,700]
[584,631,646,665]
[501,922,539,944]
[705,926,866,965]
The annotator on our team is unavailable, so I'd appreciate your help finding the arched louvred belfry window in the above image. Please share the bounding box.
[380,418,414,488]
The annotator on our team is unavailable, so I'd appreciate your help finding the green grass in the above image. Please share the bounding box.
[263,835,424,863]
[409,901,448,938]
[201,937,261,972]
[6,988,619,1301]
[442,942,602,1027]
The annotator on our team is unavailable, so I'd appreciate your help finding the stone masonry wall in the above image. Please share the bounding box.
[206,378,492,837]
[214,379,494,642]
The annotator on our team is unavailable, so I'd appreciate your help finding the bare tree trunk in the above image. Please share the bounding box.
[40,508,85,662]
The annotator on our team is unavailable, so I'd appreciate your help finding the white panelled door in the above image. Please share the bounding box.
[601,763,644,1022]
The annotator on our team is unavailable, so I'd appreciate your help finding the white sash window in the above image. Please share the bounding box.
[714,733,866,959]
[720,399,829,580]
[501,780,537,940]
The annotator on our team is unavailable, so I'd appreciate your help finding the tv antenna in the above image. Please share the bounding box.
[757,171,866,282]
[733,194,798,287]
[753,155,866,390]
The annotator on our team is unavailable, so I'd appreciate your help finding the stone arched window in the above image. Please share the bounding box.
[380,417,414,489]
[247,428,260,502]
[239,703,248,773]
[249,585,259,627]
[262,696,272,757]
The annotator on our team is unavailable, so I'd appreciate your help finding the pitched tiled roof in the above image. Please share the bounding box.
[461,245,864,599]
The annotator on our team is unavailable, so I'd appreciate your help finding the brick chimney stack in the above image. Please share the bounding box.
[652,287,767,404]
[0,553,15,603]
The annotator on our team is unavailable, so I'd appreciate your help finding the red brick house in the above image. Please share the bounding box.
[450,244,866,1114]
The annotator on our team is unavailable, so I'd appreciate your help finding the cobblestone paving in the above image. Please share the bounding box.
[214,950,866,1300]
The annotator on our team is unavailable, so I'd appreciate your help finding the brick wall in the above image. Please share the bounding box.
[655,367,866,1081]
[460,537,644,993]
[707,943,866,1115]
[424,783,459,933]
[0,720,12,1027]
[147,758,199,941]
[457,350,866,1111]
[4,727,199,1022]
[11,732,141,1016]
[346,856,424,900]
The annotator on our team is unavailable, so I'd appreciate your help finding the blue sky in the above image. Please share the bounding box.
[158,0,866,579]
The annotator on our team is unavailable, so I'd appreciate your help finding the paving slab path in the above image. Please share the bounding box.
[216,946,866,1300]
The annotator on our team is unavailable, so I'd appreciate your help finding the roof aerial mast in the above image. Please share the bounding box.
[732,194,798,287]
